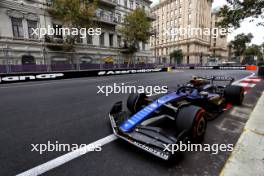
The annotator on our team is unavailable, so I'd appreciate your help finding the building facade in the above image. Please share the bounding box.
[0,0,154,69]
[210,8,228,61]
[150,0,228,65]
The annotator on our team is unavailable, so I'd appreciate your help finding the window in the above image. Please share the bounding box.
[76,35,83,44]
[117,35,122,47]
[53,24,63,38]
[12,18,24,38]
[109,34,113,47]
[124,0,127,7]
[129,0,133,9]
[116,13,121,23]
[142,43,145,50]
[87,35,93,45]
[100,32,105,46]
[27,20,38,39]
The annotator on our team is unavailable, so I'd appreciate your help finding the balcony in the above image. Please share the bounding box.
[98,0,117,7]
[44,36,74,51]
[146,12,156,21]
[94,11,117,25]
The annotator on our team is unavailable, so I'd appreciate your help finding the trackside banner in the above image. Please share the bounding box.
[0,68,166,84]
[176,66,247,70]
[175,65,257,70]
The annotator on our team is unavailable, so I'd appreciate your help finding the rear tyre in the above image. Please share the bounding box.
[127,93,148,113]
[224,85,244,105]
[176,105,207,143]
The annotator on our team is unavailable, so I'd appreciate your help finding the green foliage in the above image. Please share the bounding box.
[169,49,183,64]
[47,0,97,49]
[217,0,264,28]
[244,44,262,56]
[119,8,152,54]
[229,33,253,56]
[49,0,97,28]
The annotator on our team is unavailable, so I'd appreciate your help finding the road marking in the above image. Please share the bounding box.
[16,72,257,175]
[232,73,255,85]
[235,82,256,88]
[17,135,117,176]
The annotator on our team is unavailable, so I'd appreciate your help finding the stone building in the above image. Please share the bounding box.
[150,0,228,64]
[0,0,154,71]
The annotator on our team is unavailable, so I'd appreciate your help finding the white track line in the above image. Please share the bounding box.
[17,135,117,176]
[16,72,256,176]
[232,72,255,85]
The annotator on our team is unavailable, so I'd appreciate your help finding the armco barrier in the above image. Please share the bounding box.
[176,65,257,70]
[0,68,168,84]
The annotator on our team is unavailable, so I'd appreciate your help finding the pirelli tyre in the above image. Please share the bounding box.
[176,105,207,143]
[127,93,148,114]
[224,85,244,105]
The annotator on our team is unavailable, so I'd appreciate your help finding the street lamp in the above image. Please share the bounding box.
[3,46,11,73]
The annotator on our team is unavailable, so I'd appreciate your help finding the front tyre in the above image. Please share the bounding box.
[176,105,207,143]
[127,93,148,114]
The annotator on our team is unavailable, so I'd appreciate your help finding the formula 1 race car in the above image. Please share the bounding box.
[109,76,244,160]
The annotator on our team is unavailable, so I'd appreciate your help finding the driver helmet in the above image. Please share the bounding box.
[190,76,204,86]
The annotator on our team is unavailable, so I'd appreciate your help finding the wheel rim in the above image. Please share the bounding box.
[192,110,206,139]
[197,117,206,136]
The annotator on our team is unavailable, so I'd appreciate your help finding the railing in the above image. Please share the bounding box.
[99,0,117,5]
[95,13,116,24]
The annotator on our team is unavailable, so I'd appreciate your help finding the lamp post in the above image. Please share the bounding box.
[3,46,11,73]
[150,28,157,65]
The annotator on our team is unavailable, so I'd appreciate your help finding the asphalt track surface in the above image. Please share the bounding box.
[0,70,263,176]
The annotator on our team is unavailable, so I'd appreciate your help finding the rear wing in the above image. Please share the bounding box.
[195,76,234,85]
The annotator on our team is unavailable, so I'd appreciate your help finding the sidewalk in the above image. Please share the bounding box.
[220,91,264,176]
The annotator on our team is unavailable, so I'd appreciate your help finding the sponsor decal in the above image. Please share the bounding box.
[176,66,246,70]
[219,66,246,70]
[97,68,162,76]
[0,73,64,83]
[132,140,169,160]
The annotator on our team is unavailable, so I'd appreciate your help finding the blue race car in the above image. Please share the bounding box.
[109,76,244,160]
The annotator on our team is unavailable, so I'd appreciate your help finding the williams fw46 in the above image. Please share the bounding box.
[109,76,244,160]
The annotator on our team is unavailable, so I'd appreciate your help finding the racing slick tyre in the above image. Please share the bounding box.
[224,85,244,105]
[127,93,148,114]
[176,105,207,143]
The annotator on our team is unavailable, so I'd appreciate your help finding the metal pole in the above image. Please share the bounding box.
[3,46,11,73]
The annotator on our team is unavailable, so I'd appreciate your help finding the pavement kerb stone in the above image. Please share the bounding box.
[220,91,264,176]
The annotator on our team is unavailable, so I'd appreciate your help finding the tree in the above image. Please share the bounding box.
[170,50,183,65]
[217,0,264,28]
[48,0,97,50]
[229,33,253,60]
[243,44,263,64]
[119,8,152,55]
